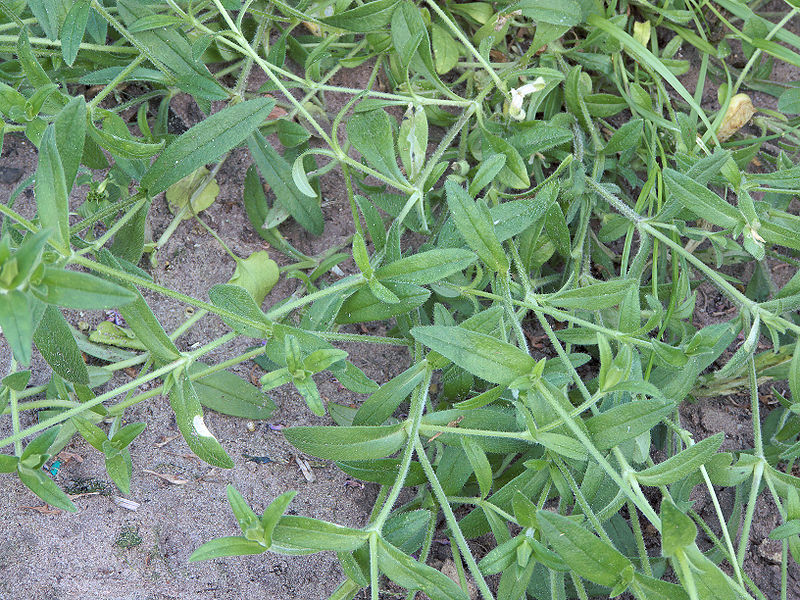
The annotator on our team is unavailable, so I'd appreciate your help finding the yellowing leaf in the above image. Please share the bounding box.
[229,251,279,305]
[166,166,219,220]
[717,94,755,141]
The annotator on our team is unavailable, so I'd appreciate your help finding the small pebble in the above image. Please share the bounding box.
[246,421,256,432]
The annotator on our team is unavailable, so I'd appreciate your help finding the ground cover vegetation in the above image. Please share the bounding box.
[1,0,800,598]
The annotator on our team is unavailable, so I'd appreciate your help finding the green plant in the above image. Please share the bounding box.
[2,1,800,599]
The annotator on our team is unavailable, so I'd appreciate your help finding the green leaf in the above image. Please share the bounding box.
[291,154,316,197]
[353,363,426,426]
[636,432,724,486]
[778,87,800,114]
[277,119,310,148]
[294,375,325,416]
[261,490,297,547]
[515,0,583,26]
[35,125,69,249]
[351,231,372,276]
[546,279,635,310]
[110,197,151,264]
[319,0,399,32]
[411,325,535,385]
[536,432,587,461]
[21,426,60,463]
[632,572,690,600]
[17,27,53,88]
[661,499,697,557]
[272,516,368,553]
[537,510,632,588]
[18,466,76,512]
[33,266,137,309]
[663,168,742,229]
[716,314,760,378]
[0,290,35,365]
[248,132,323,235]
[377,537,470,600]
[128,14,184,32]
[480,536,524,575]
[0,455,19,473]
[768,520,800,540]
[445,180,509,273]
[3,371,31,391]
[189,536,267,561]
[462,437,493,497]
[142,98,276,196]
[168,374,234,468]
[512,491,538,530]
[347,109,405,182]
[89,119,164,160]
[391,2,425,68]
[468,153,506,197]
[33,305,89,384]
[484,133,530,189]
[336,281,429,324]
[681,545,744,600]
[585,399,673,450]
[226,485,260,536]
[303,349,349,375]
[375,249,476,284]
[111,422,146,449]
[603,119,643,155]
[117,0,228,101]
[54,95,87,189]
[190,362,275,420]
[104,446,133,494]
[283,423,406,461]
[61,0,90,65]
[208,283,270,338]
[431,23,460,74]
[544,202,570,258]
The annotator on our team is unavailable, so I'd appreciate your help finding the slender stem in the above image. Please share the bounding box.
[413,436,495,600]
[0,357,188,448]
[88,55,147,110]
[749,358,764,458]
[0,34,138,53]
[369,533,379,600]
[737,459,765,568]
[627,499,653,576]
[372,367,432,528]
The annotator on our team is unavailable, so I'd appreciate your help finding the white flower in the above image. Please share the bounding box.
[508,77,546,121]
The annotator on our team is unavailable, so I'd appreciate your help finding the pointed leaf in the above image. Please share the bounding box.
[35,125,69,249]
[411,325,535,385]
[189,536,267,561]
[169,375,234,468]
[18,466,76,512]
[283,423,406,461]
[636,432,724,486]
[142,98,276,196]
[248,132,323,235]
[445,180,509,273]
[33,266,136,309]
[377,537,470,600]
[537,510,632,588]
[33,305,89,384]
[271,516,368,552]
